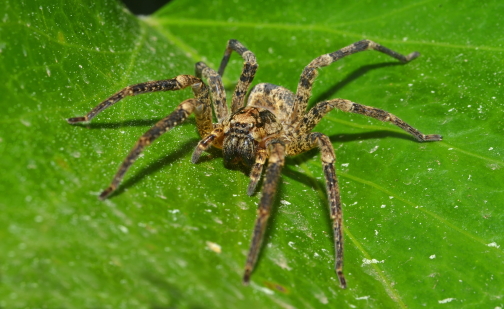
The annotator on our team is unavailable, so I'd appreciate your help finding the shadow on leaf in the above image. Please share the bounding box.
[107,138,199,199]
[71,118,194,129]
[311,61,406,104]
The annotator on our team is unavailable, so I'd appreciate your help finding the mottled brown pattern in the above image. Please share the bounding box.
[292,39,419,125]
[67,39,442,289]
[217,39,258,113]
[195,61,228,123]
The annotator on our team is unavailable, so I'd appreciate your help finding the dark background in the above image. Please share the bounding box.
[122,0,171,15]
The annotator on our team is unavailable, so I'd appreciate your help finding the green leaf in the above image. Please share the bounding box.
[1,0,503,308]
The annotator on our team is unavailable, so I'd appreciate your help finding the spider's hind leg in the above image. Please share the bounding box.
[68,75,215,200]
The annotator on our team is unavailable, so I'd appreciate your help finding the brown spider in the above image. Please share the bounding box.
[67,39,442,288]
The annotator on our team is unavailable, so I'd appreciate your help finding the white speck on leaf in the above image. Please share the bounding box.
[429,254,436,259]
[315,292,328,304]
[487,242,500,248]
[206,241,221,253]
[438,298,455,304]
[251,282,274,295]
[362,258,384,266]
[356,295,370,300]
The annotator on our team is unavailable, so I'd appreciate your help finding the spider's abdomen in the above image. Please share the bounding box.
[247,83,296,124]
[223,106,282,166]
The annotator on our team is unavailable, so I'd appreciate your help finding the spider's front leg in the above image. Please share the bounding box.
[67,75,211,135]
[287,133,347,288]
[67,75,214,199]
[217,39,258,113]
[195,62,228,123]
[97,98,204,199]
[243,140,285,284]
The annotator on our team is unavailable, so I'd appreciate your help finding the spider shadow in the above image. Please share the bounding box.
[142,271,207,309]
[286,129,417,168]
[279,130,418,242]
[105,137,200,199]
[246,173,284,279]
[72,116,201,198]
[281,129,417,195]
[70,118,166,129]
[286,59,421,183]
[310,61,406,104]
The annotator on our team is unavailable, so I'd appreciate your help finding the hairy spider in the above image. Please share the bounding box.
[68,39,442,288]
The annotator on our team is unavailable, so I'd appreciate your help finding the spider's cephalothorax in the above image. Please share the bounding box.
[222,106,281,167]
[67,39,442,288]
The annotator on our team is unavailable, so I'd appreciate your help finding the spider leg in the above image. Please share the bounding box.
[243,140,285,284]
[292,40,419,123]
[99,99,200,200]
[247,147,267,196]
[67,75,212,135]
[287,133,346,289]
[299,99,442,142]
[191,126,224,164]
[195,62,229,122]
[217,39,258,113]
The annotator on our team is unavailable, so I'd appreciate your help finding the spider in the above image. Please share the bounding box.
[68,39,442,288]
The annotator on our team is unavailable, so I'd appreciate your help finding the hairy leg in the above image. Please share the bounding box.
[288,132,346,288]
[247,147,267,196]
[292,40,419,123]
[67,75,212,135]
[217,39,258,113]
[195,61,228,122]
[99,99,200,200]
[191,126,224,164]
[243,140,285,284]
[299,98,442,141]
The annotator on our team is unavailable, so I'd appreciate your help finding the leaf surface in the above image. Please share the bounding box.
[1,0,503,308]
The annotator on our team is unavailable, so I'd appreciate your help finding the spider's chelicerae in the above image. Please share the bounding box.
[68,39,442,288]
